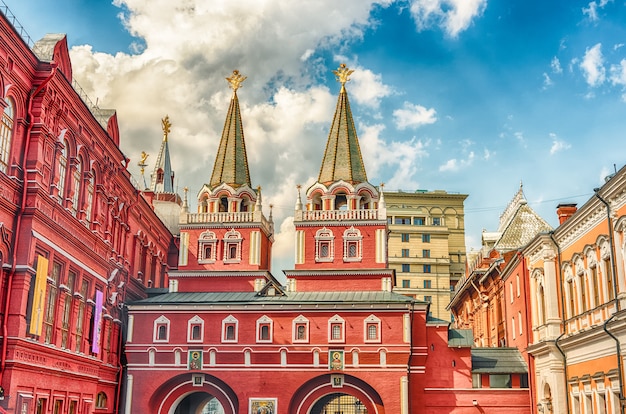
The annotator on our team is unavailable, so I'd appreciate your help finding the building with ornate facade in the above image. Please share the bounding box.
[0,8,176,414]
[523,166,626,414]
[386,190,467,321]
[124,65,531,414]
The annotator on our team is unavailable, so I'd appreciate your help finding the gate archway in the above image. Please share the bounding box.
[289,374,384,414]
[150,373,237,414]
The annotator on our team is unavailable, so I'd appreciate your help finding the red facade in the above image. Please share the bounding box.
[0,10,175,414]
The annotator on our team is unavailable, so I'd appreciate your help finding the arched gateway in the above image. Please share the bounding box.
[151,374,237,414]
[289,374,384,414]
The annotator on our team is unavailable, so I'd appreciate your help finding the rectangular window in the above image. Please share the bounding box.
[366,323,379,341]
[294,322,308,342]
[156,324,168,340]
[422,249,430,258]
[423,264,431,273]
[423,280,432,289]
[401,249,410,257]
[422,234,431,243]
[432,217,441,225]
[489,374,512,388]
[401,233,410,242]
[518,311,523,336]
[402,280,410,288]
[516,275,521,297]
[331,323,342,340]
[44,262,61,344]
[472,373,482,388]
[259,324,270,341]
[414,217,425,225]
[509,282,514,304]
[224,323,237,341]
[511,317,516,339]
[401,264,410,272]
[424,295,432,302]
[394,217,411,225]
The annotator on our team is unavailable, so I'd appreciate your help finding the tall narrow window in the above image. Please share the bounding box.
[71,156,82,216]
[57,140,68,203]
[292,315,309,343]
[187,315,204,342]
[328,315,345,343]
[256,315,273,343]
[84,171,94,226]
[315,227,334,262]
[222,315,238,342]
[0,97,14,173]
[43,262,61,344]
[198,231,217,263]
[364,314,381,343]
[75,279,89,352]
[343,227,362,262]
[153,315,170,342]
[60,271,76,349]
[223,229,242,263]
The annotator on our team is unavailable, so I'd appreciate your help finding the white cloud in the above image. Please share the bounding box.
[348,66,393,109]
[514,131,526,147]
[582,0,612,22]
[438,151,475,172]
[549,133,571,155]
[542,73,553,89]
[408,0,487,38]
[610,59,626,86]
[551,56,562,74]
[614,43,624,51]
[393,102,437,129]
[580,43,606,87]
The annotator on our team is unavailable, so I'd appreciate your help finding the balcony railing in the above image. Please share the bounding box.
[296,209,381,222]
[182,211,271,230]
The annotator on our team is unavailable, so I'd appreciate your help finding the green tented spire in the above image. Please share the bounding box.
[209,70,252,189]
[317,64,368,186]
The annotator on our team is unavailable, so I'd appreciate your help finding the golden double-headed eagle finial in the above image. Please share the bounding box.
[226,70,247,92]
[332,63,354,89]
[161,115,171,140]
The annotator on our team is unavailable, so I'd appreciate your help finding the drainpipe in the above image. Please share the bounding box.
[0,64,58,384]
[594,189,624,414]
[549,232,569,414]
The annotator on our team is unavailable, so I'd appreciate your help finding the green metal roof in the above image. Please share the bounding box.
[471,347,528,374]
[448,329,473,347]
[317,85,368,186]
[209,90,252,189]
[130,290,416,306]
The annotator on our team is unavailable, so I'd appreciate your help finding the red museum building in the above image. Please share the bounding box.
[0,8,175,414]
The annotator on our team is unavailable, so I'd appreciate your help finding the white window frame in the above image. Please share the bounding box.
[292,315,310,343]
[256,315,273,343]
[187,315,204,343]
[342,226,362,262]
[153,315,170,343]
[364,314,381,343]
[223,229,242,263]
[221,315,239,343]
[328,315,345,343]
[198,231,218,264]
[315,227,334,262]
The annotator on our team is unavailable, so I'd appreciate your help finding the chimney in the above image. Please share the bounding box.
[556,203,577,225]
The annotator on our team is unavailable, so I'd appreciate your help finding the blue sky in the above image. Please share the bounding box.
[7,0,626,269]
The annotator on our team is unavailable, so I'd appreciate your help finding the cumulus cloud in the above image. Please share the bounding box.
[393,102,437,129]
[610,59,626,86]
[549,133,571,155]
[347,66,393,109]
[408,0,487,38]
[580,43,606,87]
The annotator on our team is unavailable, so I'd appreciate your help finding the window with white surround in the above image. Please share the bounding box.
[511,317,516,339]
[342,226,362,262]
[57,140,69,203]
[256,315,273,343]
[516,274,520,297]
[518,311,523,336]
[364,314,381,343]
[153,315,170,342]
[223,229,242,263]
[509,281,514,303]
[293,315,309,343]
[328,315,345,343]
[188,315,204,342]
[71,156,82,216]
[0,97,14,173]
[198,231,218,263]
[315,227,334,262]
[221,315,238,343]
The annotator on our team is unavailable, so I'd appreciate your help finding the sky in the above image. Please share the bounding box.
[7,0,626,271]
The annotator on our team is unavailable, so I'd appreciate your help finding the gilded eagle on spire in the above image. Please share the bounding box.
[226,70,247,92]
[332,64,354,88]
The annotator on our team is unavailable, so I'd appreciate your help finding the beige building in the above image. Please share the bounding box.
[385,190,468,321]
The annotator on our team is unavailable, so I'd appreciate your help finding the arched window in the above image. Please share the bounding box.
[343,226,362,262]
[198,231,217,263]
[95,392,107,409]
[222,315,238,342]
[153,315,170,342]
[223,229,242,263]
[156,168,164,184]
[256,315,273,343]
[71,156,82,216]
[57,140,68,203]
[84,170,95,226]
[575,257,587,313]
[0,97,14,173]
[315,227,334,262]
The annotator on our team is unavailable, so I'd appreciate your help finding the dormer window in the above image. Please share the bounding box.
[343,226,362,262]
[315,227,334,263]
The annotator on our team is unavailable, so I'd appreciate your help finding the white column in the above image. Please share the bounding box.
[401,376,409,414]
[124,374,133,414]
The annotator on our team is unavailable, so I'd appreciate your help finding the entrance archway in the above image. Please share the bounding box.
[289,374,384,414]
[150,373,237,414]
[173,393,225,414]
